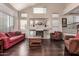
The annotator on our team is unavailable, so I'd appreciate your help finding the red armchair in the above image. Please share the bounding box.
[50,31,63,41]
[64,34,79,54]
[0,32,25,49]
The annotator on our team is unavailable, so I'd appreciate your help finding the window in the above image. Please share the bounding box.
[52,20,59,26]
[52,20,60,31]
[0,12,14,32]
[52,12,60,32]
[6,15,14,32]
[9,16,14,27]
[74,16,79,22]
[33,8,47,14]
[7,15,10,27]
[20,20,27,30]
[7,15,14,27]
[21,13,28,17]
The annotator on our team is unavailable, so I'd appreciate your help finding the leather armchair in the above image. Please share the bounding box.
[65,38,79,54]
[64,34,79,54]
[50,31,63,41]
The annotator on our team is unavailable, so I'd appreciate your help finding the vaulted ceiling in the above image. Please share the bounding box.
[9,3,67,11]
[10,3,36,11]
[68,6,79,14]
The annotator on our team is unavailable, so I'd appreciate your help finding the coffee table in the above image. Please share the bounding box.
[28,37,42,47]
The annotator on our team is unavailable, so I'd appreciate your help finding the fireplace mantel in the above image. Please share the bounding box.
[30,29,48,31]
[30,26,49,31]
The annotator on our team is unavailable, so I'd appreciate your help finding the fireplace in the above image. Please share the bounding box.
[36,31,44,37]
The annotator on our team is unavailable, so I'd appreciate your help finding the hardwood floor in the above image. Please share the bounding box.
[0,39,65,56]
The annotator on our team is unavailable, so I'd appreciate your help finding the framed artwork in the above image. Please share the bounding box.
[62,18,67,27]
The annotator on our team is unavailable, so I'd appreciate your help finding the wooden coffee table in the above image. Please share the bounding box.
[28,37,42,47]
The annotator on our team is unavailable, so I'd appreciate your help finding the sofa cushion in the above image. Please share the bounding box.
[9,35,24,43]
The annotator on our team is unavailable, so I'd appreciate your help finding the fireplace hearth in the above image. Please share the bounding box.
[36,31,44,37]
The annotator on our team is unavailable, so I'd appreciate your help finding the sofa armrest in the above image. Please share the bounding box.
[0,37,10,42]
[21,33,25,37]
[0,37,10,49]
[21,33,25,35]
[70,38,79,40]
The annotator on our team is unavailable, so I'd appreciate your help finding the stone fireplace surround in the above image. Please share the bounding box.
[29,17,50,39]
[36,31,44,37]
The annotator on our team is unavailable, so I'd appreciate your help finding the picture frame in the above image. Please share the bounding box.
[62,18,67,27]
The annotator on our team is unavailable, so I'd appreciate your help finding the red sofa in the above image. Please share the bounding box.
[0,32,25,49]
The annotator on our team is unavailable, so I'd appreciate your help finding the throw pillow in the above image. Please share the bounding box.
[5,33,11,37]
[15,32,21,36]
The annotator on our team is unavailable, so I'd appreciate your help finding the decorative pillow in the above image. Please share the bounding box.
[8,32,16,37]
[15,31,21,36]
[5,33,11,37]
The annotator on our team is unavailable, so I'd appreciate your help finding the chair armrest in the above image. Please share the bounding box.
[69,38,79,40]
[64,35,75,40]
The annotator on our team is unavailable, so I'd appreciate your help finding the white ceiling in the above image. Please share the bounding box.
[10,3,68,12]
[10,3,36,11]
[68,6,79,14]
